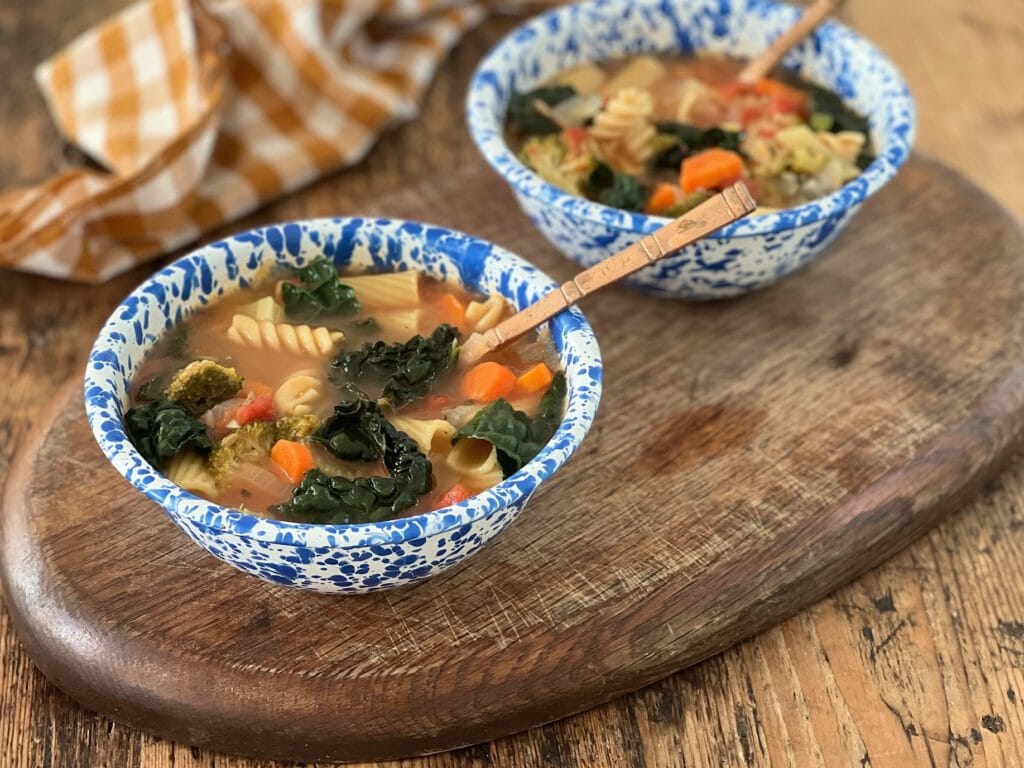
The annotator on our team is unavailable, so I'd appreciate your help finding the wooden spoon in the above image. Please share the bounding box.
[737,0,844,85]
[459,181,756,367]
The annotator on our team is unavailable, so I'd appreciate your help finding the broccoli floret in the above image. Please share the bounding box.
[165,360,243,416]
[209,422,276,485]
[274,414,320,442]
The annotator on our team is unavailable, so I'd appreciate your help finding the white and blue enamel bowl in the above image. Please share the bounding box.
[466,0,916,299]
[84,218,602,594]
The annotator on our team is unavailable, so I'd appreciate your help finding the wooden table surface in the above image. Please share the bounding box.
[1,1,1022,766]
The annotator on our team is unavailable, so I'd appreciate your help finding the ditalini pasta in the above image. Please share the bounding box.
[122,258,567,525]
[508,54,876,215]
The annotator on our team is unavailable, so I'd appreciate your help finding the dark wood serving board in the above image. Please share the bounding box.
[4,156,1024,763]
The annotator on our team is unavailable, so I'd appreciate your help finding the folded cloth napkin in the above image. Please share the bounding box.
[0,0,502,282]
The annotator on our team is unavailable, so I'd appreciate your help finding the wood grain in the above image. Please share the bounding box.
[1,0,1023,766]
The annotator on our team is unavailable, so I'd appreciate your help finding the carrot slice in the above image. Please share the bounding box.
[432,293,467,328]
[241,380,274,400]
[270,440,316,484]
[645,183,684,215]
[460,361,517,403]
[680,148,745,193]
[515,363,554,394]
[436,483,475,509]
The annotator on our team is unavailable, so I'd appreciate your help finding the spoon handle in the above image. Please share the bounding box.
[459,182,755,366]
[737,0,843,85]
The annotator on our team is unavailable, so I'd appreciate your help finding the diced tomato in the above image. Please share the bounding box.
[436,483,474,509]
[562,126,588,154]
[235,394,276,425]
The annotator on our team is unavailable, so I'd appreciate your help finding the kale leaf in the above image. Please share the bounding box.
[453,371,566,477]
[508,85,577,136]
[330,324,460,407]
[281,257,360,321]
[654,122,744,168]
[583,162,648,212]
[276,398,432,524]
[124,399,212,470]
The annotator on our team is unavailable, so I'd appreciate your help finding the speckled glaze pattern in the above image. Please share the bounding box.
[466,0,915,299]
[85,219,602,593]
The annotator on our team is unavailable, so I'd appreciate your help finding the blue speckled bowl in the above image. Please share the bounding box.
[466,0,916,299]
[84,218,602,594]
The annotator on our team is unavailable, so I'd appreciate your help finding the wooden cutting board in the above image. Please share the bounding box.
[3,156,1024,763]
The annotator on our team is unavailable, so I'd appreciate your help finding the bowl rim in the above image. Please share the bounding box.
[84,216,602,550]
[465,0,917,237]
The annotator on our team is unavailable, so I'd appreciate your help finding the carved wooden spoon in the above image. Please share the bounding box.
[459,181,756,367]
[737,0,844,85]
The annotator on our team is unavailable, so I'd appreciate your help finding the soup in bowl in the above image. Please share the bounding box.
[466,0,915,298]
[85,218,602,594]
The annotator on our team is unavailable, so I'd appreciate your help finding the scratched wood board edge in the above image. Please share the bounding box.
[3,156,1024,762]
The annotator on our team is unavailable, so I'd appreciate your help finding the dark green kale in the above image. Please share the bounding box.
[124,399,212,470]
[802,84,870,136]
[453,371,566,477]
[583,162,648,212]
[276,398,432,524]
[281,257,360,321]
[508,85,577,136]
[654,122,744,169]
[330,324,460,408]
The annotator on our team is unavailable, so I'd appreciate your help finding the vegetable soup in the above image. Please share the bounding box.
[506,54,874,214]
[125,258,564,524]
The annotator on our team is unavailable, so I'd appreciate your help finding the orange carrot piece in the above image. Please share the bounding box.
[515,363,554,394]
[645,183,684,215]
[432,293,467,328]
[241,380,274,400]
[436,483,475,509]
[270,440,316,483]
[680,148,745,193]
[753,78,807,113]
[460,361,517,403]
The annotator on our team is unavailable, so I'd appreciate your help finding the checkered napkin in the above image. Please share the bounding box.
[0,0,503,282]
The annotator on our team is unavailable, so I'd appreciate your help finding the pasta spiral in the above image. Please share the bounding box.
[588,88,657,175]
[227,314,343,357]
[464,294,507,333]
[274,370,323,416]
[165,451,217,496]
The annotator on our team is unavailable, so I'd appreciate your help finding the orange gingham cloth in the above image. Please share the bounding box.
[0,0,512,282]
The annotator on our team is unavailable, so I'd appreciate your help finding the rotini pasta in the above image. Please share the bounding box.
[387,415,455,454]
[446,438,505,491]
[165,451,217,496]
[464,294,507,333]
[238,296,285,323]
[343,271,420,309]
[588,88,656,175]
[227,315,343,357]
[274,370,323,416]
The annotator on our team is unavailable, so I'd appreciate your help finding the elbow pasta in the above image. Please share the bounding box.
[227,315,343,357]
[166,451,218,496]
[387,415,455,455]
[343,272,420,309]
[588,87,656,175]
[274,370,323,416]
[446,439,505,490]
[464,294,507,333]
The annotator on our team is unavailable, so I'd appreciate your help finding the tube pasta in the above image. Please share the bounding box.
[464,294,507,333]
[374,309,421,337]
[446,439,504,491]
[274,370,323,415]
[238,296,285,323]
[227,315,343,357]
[387,415,455,455]
[165,451,217,496]
[343,271,420,309]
